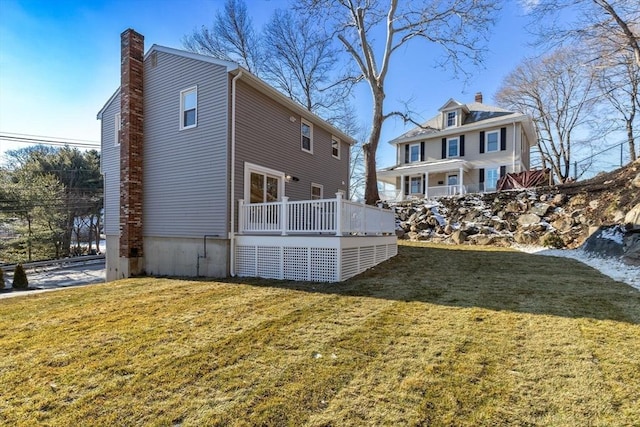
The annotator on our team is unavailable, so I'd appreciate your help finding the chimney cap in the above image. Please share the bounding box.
[475,92,483,103]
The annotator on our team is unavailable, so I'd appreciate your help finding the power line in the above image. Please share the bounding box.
[0,132,100,149]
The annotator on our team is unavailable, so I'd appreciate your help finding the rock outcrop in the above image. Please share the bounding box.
[390,161,640,265]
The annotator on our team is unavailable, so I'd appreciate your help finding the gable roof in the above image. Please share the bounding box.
[96,44,355,145]
[389,101,530,145]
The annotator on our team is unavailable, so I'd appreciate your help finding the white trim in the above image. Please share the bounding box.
[301,119,313,154]
[486,130,499,152]
[311,183,323,200]
[446,110,457,128]
[332,136,341,159]
[244,162,286,202]
[114,112,121,146]
[409,175,422,195]
[447,137,459,158]
[409,143,420,163]
[179,86,198,130]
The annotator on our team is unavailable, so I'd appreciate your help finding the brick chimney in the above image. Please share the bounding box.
[119,29,144,275]
[475,92,483,103]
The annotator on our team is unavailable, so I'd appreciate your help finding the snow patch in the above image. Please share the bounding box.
[515,245,640,291]
[597,226,625,245]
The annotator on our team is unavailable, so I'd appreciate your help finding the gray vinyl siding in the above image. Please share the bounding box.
[233,79,350,206]
[143,50,229,238]
[100,92,121,236]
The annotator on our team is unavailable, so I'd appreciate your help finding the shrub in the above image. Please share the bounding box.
[542,233,565,249]
[12,264,29,289]
[0,268,4,289]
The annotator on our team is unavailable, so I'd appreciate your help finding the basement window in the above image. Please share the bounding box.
[180,86,197,130]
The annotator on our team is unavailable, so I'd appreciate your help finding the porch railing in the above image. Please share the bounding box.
[238,192,395,236]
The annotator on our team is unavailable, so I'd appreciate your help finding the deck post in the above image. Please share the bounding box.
[281,196,289,236]
[335,192,343,236]
[238,199,244,234]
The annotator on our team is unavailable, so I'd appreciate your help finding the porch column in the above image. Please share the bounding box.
[400,174,405,201]
[280,196,289,236]
[459,167,464,194]
[335,191,343,236]
[424,172,429,199]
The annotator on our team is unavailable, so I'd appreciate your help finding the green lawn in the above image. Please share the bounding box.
[1,242,639,426]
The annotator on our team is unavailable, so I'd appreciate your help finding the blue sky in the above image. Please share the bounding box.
[0,0,536,167]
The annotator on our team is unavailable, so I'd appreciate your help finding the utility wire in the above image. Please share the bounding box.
[0,132,100,149]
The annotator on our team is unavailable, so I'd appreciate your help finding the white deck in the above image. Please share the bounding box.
[235,194,397,282]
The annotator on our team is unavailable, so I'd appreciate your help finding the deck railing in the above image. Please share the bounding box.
[238,192,395,236]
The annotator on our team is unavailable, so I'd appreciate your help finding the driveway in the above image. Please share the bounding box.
[1,260,105,299]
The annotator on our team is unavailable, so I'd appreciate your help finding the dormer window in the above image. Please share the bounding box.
[446,111,457,127]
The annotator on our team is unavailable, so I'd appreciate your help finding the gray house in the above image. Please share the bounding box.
[98,29,396,283]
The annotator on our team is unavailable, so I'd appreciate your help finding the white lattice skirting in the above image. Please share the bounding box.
[235,235,397,282]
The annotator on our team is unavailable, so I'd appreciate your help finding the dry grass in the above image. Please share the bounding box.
[1,242,639,426]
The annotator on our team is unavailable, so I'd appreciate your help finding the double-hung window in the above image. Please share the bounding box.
[180,86,197,130]
[311,183,323,200]
[332,137,340,159]
[410,143,420,162]
[486,131,499,152]
[448,137,459,157]
[301,119,313,153]
[446,111,457,127]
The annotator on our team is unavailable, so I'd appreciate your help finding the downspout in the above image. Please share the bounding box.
[229,71,243,277]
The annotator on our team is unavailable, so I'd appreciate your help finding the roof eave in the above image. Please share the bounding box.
[96,88,120,120]
[389,113,529,145]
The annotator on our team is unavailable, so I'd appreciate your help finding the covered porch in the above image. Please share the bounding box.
[234,193,397,282]
[378,159,473,202]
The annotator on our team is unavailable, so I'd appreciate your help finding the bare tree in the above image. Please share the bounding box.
[524,0,640,163]
[183,0,263,75]
[185,0,364,196]
[297,0,499,204]
[263,10,355,122]
[524,0,640,66]
[496,48,598,183]
[592,35,640,162]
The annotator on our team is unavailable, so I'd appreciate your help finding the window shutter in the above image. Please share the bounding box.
[404,176,410,196]
[500,165,507,177]
[479,168,485,183]
[460,135,465,157]
[479,131,485,153]
[422,176,426,194]
[441,138,447,159]
[500,127,507,151]
[404,144,409,163]
[420,141,425,161]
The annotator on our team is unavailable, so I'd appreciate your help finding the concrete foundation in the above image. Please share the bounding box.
[105,235,229,281]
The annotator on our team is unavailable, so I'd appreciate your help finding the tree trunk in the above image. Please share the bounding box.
[627,119,637,162]
[364,86,384,205]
